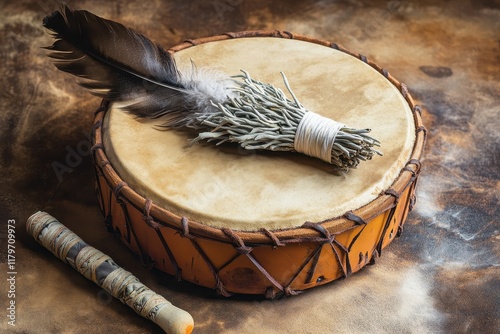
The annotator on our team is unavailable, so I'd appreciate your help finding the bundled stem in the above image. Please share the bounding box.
[188,70,382,171]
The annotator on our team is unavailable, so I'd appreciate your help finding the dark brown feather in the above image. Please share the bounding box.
[43,4,188,116]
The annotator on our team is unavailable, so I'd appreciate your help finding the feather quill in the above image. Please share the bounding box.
[43,4,382,171]
[43,4,231,121]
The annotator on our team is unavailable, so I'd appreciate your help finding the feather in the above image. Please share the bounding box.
[43,5,382,171]
[43,4,232,123]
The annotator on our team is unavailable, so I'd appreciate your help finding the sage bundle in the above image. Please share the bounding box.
[188,70,382,170]
[43,4,381,171]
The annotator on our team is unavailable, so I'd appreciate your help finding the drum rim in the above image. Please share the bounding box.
[91,30,426,245]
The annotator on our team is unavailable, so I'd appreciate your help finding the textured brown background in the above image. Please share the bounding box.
[1,0,499,333]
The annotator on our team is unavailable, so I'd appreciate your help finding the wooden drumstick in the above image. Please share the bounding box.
[26,211,194,334]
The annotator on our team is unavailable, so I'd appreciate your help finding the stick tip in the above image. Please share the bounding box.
[155,304,194,334]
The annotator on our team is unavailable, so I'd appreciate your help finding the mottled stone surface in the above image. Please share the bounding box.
[0,0,498,333]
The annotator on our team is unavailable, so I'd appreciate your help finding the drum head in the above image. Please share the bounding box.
[103,37,415,230]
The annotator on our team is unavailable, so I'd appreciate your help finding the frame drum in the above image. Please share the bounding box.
[91,31,426,297]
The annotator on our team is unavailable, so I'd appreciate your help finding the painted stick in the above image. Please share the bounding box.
[26,211,194,334]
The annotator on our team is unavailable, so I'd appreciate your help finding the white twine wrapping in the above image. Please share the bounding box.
[26,211,194,334]
[294,111,345,163]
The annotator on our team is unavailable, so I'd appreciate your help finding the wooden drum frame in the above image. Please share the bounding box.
[90,31,426,298]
